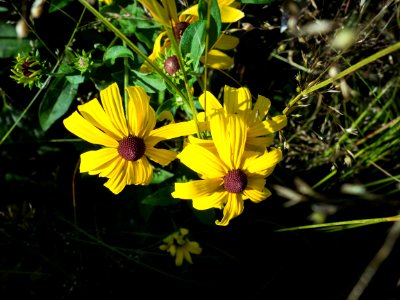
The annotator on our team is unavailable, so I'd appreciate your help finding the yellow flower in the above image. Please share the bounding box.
[159,228,202,266]
[181,0,245,23]
[99,0,113,5]
[197,85,287,152]
[172,112,283,226]
[138,0,240,72]
[63,83,199,194]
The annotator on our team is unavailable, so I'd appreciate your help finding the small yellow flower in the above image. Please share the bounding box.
[63,83,200,194]
[197,85,287,152]
[172,111,283,226]
[159,228,202,266]
[98,0,113,5]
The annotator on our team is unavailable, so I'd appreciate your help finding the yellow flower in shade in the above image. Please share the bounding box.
[63,83,200,194]
[181,0,245,23]
[172,112,283,226]
[138,0,240,72]
[159,228,202,266]
[197,85,287,152]
[99,0,113,5]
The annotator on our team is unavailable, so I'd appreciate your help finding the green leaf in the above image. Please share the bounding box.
[151,168,174,184]
[197,0,221,48]
[131,70,166,93]
[39,77,78,131]
[49,0,73,13]
[180,20,207,69]
[238,0,275,3]
[141,186,179,206]
[66,75,85,85]
[103,45,134,65]
[0,23,31,58]
[0,6,8,12]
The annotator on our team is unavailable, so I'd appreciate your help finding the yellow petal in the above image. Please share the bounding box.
[219,5,244,23]
[126,86,156,137]
[175,248,184,266]
[63,112,118,148]
[216,192,244,226]
[183,248,193,264]
[199,91,222,119]
[148,120,201,147]
[140,32,168,73]
[213,34,239,50]
[246,148,282,175]
[137,0,173,26]
[172,178,223,199]
[98,155,126,178]
[211,113,246,169]
[80,148,120,173]
[78,99,124,141]
[100,83,129,137]
[180,4,198,18]
[132,156,153,185]
[192,190,227,210]
[177,143,228,178]
[247,95,271,125]
[243,187,271,203]
[246,136,274,152]
[186,241,202,254]
[248,114,288,137]
[103,163,127,194]
[202,49,233,70]
[145,147,177,166]
[223,85,252,115]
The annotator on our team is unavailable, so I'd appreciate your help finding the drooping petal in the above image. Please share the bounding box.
[248,115,288,137]
[246,148,282,175]
[137,0,172,27]
[77,99,124,141]
[182,247,193,264]
[210,113,246,169]
[63,112,118,148]
[103,164,128,194]
[99,83,129,137]
[246,176,266,191]
[213,34,239,50]
[79,148,120,173]
[202,49,234,70]
[180,4,198,18]
[126,85,156,137]
[246,95,271,125]
[132,156,153,185]
[199,90,222,119]
[177,143,228,178]
[246,136,274,152]
[140,32,168,73]
[145,147,177,166]
[148,120,202,147]
[172,178,223,199]
[216,192,244,226]
[243,187,271,203]
[223,85,252,115]
[191,190,227,210]
[219,3,244,23]
[175,248,184,266]
[186,241,202,254]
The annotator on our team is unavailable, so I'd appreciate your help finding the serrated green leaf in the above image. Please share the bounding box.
[39,77,78,131]
[103,45,134,65]
[180,20,207,69]
[151,168,174,184]
[141,186,179,206]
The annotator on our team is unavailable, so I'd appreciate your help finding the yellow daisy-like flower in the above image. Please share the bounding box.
[159,228,202,266]
[181,0,245,23]
[172,112,283,226]
[138,0,240,72]
[197,85,287,152]
[63,83,200,194]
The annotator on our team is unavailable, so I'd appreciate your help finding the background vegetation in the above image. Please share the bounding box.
[1,0,400,299]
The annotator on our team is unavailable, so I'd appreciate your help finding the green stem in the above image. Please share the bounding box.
[283,41,400,115]
[77,0,188,104]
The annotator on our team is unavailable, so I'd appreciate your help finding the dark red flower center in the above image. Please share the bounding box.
[21,61,32,77]
[173,21,190,43]
[224,169,248,193]
[164,55,180,75]
[118,135,146,161]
